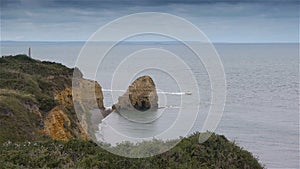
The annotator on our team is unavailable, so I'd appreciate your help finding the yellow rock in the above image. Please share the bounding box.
[113,75,158,112]
[43,106,88,141]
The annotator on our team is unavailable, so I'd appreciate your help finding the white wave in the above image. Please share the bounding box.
[102,89,126,92]
[157,91,185,95]
[158,105,181,109]
[102,89,192,95]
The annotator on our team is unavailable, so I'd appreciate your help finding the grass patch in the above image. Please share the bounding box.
[0,132,263,169]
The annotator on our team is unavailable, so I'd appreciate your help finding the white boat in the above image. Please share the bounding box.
[185,91,192,95]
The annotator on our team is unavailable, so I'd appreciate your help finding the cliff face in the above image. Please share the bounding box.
[72,79,105,110]
[0,55,104,143]
[113,75,158,112]
[43,106,81,141]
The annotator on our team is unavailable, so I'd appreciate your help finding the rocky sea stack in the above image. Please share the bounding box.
[112,75,158,112]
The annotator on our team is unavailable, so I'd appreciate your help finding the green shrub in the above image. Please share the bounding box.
[0,133,264,169]
[36,95,57,113]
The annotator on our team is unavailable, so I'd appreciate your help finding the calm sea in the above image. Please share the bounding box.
[1,41,299,168]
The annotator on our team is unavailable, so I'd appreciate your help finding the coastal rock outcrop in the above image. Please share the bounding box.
[43,80,105,141]
[71,76,106,138]
[72,79,105,111]
[112,75,158,112]
[0,55,105,142]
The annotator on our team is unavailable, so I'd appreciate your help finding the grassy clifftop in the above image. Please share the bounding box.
[0,54,104,143]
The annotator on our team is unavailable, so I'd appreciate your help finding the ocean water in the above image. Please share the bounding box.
[1,42,299,168]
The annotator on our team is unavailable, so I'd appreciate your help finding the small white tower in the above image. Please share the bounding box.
[28,47,31,58]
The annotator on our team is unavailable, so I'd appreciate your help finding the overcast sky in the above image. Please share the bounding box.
[0,0,299,42]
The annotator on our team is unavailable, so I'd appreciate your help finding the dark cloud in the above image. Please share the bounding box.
[1,0,299,9]
[0,0,298,41]
[0,0,20,7]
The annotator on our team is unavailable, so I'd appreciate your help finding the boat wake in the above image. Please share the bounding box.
[102,89,192,95]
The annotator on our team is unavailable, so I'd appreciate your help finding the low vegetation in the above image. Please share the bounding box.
[0,132,263,169]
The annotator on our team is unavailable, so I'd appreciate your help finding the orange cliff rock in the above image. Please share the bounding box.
[43,106,87,141]
[42,78,105,141]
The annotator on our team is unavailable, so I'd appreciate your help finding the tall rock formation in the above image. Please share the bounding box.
[112,75,158,112]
